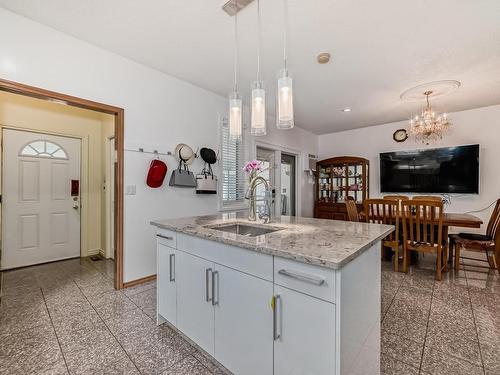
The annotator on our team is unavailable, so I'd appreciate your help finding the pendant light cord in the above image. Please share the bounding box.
[283,0,288,71]
[234,0,239,93]
[257,0,261,81]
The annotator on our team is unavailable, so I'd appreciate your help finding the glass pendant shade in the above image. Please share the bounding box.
[251,81,266,136]
[276,68,294,129]
[229,91,242,141]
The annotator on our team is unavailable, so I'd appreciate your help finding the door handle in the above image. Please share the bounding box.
[278,269,325,286]
[205,268,212,302]
[273,295,281,340]
[211,271,219,306]
[169,254,175,282]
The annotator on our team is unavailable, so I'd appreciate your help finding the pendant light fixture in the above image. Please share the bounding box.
[229,0,242,141]
[251,0,266,136]
[276,0,294,129]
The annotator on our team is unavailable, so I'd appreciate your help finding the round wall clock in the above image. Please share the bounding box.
[393,129,408,142]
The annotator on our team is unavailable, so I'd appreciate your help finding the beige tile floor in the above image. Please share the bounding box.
[0,253,499,375]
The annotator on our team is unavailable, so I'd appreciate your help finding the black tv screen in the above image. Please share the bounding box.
[380,145,479,194]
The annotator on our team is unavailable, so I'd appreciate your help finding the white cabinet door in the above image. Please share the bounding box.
[274,285,336,375]
[157,243,177,325]
[176,251,215,355]
[214,264,273,375]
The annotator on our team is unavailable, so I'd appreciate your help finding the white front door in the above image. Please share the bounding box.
[2,129,81,270]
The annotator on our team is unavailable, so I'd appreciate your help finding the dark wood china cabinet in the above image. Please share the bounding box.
[314,156,369,221]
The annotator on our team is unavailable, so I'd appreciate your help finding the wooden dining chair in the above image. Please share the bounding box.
[401,199,446,280]
[365,199,402,271]
[412,195,442,202]
[449,199,500,273]
[345,197,360,222]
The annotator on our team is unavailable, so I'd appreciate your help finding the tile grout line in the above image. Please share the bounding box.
[380,273,406,323]
[417,276,435,374]
[71,279,144,375]
[464,269,487,375]
[40,286,71,375]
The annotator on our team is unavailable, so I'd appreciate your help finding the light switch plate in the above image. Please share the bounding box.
[125,185,136,195]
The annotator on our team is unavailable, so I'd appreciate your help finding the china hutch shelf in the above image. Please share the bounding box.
[314,156,369,221]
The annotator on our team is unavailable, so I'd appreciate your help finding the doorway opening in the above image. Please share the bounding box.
[0,79,124,289]
[256,145,298,217]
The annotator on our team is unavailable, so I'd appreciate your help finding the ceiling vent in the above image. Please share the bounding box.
[222,0,255,16]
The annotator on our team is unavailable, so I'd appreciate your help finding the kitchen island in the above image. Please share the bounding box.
[151,212,393,375]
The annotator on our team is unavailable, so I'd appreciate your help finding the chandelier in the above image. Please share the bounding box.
[409,90,450,144]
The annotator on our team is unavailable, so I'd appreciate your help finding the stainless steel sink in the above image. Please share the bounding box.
[206,223,283,237]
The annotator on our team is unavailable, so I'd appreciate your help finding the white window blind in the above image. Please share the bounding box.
[220,117,247,210]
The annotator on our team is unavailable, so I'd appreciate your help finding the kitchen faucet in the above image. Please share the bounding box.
[245,175,272,223]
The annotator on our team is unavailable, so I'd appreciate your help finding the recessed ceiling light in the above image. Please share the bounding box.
[342,107,352,112]
[317,52,331,64]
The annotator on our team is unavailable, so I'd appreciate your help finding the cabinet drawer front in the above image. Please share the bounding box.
[274,257,336,303]
[177,234,273,281]
[156,228,177,248]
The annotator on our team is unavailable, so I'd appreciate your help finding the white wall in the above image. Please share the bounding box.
[318,104,500,230]
[0,9,318,282]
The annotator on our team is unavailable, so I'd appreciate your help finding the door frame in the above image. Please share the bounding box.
[0,78,125,289]
[253,140,302,217]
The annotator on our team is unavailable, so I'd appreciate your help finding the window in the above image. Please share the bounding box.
[220,117,247,210]
[20,140,68,159]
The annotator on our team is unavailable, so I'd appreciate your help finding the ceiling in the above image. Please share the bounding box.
[2,0,500,135]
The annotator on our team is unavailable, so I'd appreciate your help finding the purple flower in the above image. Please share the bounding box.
[243,160,262,173]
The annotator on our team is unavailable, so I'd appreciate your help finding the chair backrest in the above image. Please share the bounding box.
[486,199,500,239]
[401,199,444,248]
[364,199,400,242]
[412,195,442,202]
[345,198,359,222]
[383,195,410,201]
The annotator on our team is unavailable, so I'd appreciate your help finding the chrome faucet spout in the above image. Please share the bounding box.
[245,175,271,222]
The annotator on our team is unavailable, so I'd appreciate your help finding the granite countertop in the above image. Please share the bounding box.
[151,212,394,270]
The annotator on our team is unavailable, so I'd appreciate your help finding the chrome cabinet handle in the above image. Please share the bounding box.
[278,269,325,286]
[157,234,174,240]
[205,268,212,302]
[169,254,175,282]
[273,295,281,340]
[211,271,219,306]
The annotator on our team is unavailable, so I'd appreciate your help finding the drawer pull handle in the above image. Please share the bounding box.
[157,234,174,240]
[278,269,325,286]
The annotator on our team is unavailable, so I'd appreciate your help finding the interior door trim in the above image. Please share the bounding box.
[0,78,125,289]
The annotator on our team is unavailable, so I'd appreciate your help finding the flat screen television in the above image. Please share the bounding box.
[380,144,479,194]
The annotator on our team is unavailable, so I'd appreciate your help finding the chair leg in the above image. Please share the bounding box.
[436,248,442,281]
[394,245,399,273]
[403,247,408,273]
[454,244,461,271]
